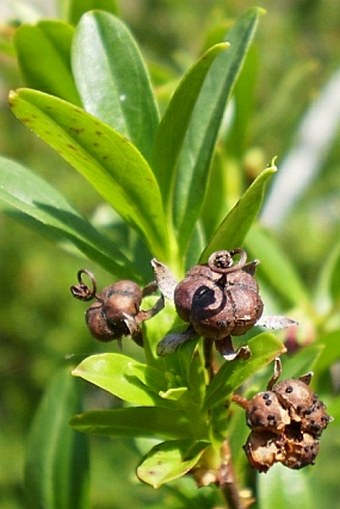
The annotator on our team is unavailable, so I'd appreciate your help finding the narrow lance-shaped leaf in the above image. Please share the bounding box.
[25,368,89,509]
[0,157,138,279]
[226,45,259,158]
[14,21,81,105]
[173,7,264,254]
[152,42,229,203]
[72,11,159,161]
[310,330,340,386]
[203,332,285,410]
[200,163,276,262]
[137,440,209,488]
[314,240,340,310]
[70,407,198,441]
[9,88,170,260]
[245,223,310,308]
[280,343,324,381]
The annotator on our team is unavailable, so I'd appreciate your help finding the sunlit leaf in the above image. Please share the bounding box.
[137,439,209,488]
[72,353,167,406]
[152,42,229,203]
[203,332,285,410]
[0,156,138,278]
[172,8,264,254]
[200,164,276,261]
[226,45,259,157]
[9,88,170,259]
[14,21,81,104]
[72,11,159,161]
[25,368,89,509]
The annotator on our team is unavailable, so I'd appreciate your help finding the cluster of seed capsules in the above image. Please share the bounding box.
[71,250,332,471]
[234,369,332,472]
[70,248,265,360]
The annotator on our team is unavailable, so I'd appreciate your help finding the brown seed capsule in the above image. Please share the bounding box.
[300,399,332,438]
[246,391,291,433]
[71,270,164,345]
[174,264,221,323]
[173,249,263,340]
[234,361,332,473]
[273,379,316,421]
[282,430,320,470]
[86,280,143,342]
[243,431,285,473]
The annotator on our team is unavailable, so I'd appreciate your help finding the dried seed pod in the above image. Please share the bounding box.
[282,430,320,470]
[71,270,164,345]
[300,399,332,438]
[174,264,221,323]
[246,391,290,433]
[243,431,285,473]
[86,280,143,342]
[273,378,316,421]
[234,360,332,473]
[173,249,263,341]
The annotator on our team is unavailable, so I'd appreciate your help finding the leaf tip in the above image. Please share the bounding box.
[257,6,267,16]
[71,367,82,378]
[8,89,17,106]
[267,155,278,174]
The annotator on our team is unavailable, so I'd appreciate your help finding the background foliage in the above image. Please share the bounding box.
[1,0,340,508]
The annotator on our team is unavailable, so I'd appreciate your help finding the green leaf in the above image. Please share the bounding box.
[14,21,81,105]
[246,224,310,308]
[203,332,285,410]
[200,164,276,262]
[72,353,167,406]
[258,464,314,509]
[25,368,89,509]
[280,344,324,380]
[137,440,209,488]
[0,156,137,278]
[63,0,119,25]
[70,407,197,441]
[152,42,229,203]
[72,11,159,161]
[171,7,264,254]
[314,241,340,312]
[9,88,170,260]
[313,330,340,385]
[226,45,259,157]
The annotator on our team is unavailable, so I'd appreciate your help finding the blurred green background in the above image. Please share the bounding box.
[1,0,340,507]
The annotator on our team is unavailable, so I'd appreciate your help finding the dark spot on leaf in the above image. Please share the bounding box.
[67,144,77,151]
[102,155,109,160]
[20,117,32,124]
[70,126,85,135]
[96,131,103,136]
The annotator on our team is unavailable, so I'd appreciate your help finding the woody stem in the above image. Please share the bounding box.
[219,440,249,509]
